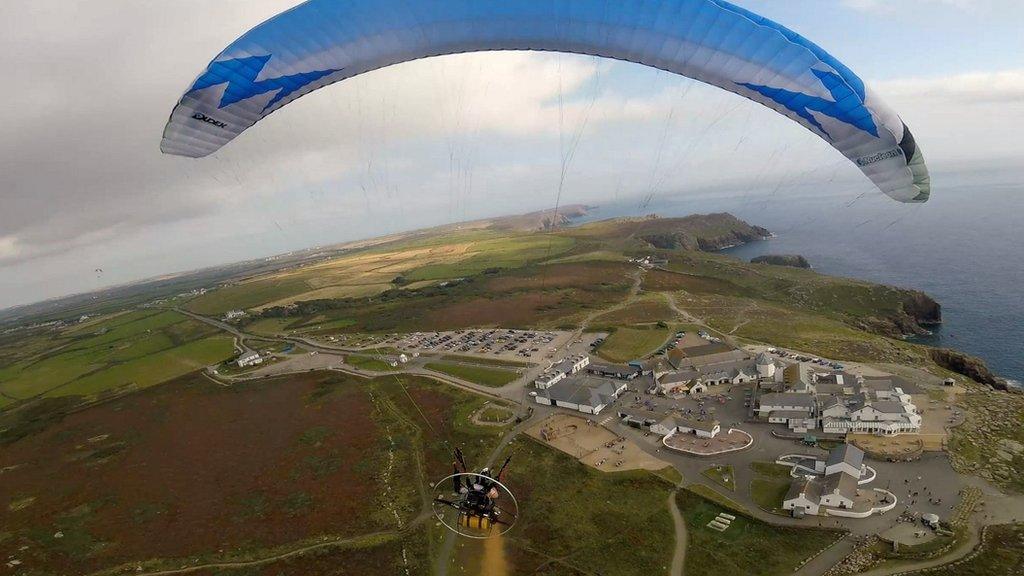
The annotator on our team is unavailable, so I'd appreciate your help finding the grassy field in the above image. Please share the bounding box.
[0,310,233,404]
[596,325,671,363]
[424,361,520,387]
[477,437,676,576]
[591,294,676,326]
[345,355,394,372]
[677,489,844,576]
[439,354,532,368]
[184,231,576,317]
[686,483,749,515]
[702,464,736,491]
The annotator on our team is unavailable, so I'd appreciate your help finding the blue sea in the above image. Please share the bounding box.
[579,168,1023,386]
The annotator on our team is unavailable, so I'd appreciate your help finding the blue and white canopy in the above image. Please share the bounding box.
[162,0,930,203]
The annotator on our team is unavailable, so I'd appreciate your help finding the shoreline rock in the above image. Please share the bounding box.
[750,254,811,269]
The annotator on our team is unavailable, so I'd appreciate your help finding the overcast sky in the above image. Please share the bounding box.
[1,0,1022,310]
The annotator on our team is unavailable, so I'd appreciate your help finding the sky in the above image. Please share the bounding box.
[1,0,1022,310]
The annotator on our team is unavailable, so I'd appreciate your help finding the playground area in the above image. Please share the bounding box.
[526,413,668,472]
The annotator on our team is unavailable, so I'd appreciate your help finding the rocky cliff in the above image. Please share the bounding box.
[930,348,1009,390]
[751,254,811,269]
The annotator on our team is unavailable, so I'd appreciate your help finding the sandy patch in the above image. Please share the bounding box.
[526,413,669,472]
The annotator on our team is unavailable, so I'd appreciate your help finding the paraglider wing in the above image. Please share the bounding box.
[162,0,929,203]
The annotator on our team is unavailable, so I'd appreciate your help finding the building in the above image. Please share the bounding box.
[762,366,921,435]
[236,351,263,368]
[819,472,858,509]
[533,376,627,415]
[655,370,705,396]
[536,355,592,388]
[783,476,822,517]
[224,309,247,321]
[756,352,776,379]
[587,362,641,380]
[783,445,875,517]
[825,444,866,480]
[651,415,720,438]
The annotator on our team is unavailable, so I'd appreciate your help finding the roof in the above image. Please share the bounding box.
[756,352,772,365]
[771,410,815,419]
[661,415,719,433]
[659,370,701,386]
[588,363,638,376]
[542,376,620,407]
[786,476,822,503]
[822,471,859,501]
[679,341,734,358]
[826,444,865,471]
[870,400,909,414]
[759,392,815,409]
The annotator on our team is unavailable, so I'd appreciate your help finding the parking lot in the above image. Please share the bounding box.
[396,329,573,362]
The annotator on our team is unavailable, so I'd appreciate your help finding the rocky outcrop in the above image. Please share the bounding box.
[901,291,942,327]
[930,347,1008,389]
[636,213,770,252]
[853,290,942,338]
[750,254,811,269]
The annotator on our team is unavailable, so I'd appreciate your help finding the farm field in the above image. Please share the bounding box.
[0,310,233,404]
[0,371,505,575]
[424,361,520,387]
[596,325,671,363]
[676,489,844,576]
[184,230,577,316]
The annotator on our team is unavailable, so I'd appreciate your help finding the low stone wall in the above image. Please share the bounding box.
[826,489,897,519]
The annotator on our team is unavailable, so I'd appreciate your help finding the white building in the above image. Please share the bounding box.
[236,351,263,368]
[652,416,720,438]
[825,444,865,478]
[756,352,776,379]
[533,376,627,415]
[535,355,591,389]
[224,309,247,320]
[784,445,867,516]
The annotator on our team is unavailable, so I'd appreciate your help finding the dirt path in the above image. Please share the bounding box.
[99,530,401,576]
[668,486,688,576]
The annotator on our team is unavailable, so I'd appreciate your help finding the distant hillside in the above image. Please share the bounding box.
[751,254,811,269]
[571,212,771,252]
[487,204,592,231]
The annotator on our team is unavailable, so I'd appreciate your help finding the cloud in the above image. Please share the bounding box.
[874,69,1024,104]
[841,0,977,12]
[1,0,1023,309]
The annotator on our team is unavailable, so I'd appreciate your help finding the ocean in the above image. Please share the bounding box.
[578,168,1024,386]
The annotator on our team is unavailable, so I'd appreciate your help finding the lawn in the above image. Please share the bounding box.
[439,354,531,368]
[750,478,792,515]
[345,355,394,372]
[596,325,671,363]
[424,362,520,387]
[750,461,794,480]
[677,489,844,576]
[687,483,749,515]
[702,464,736,491]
